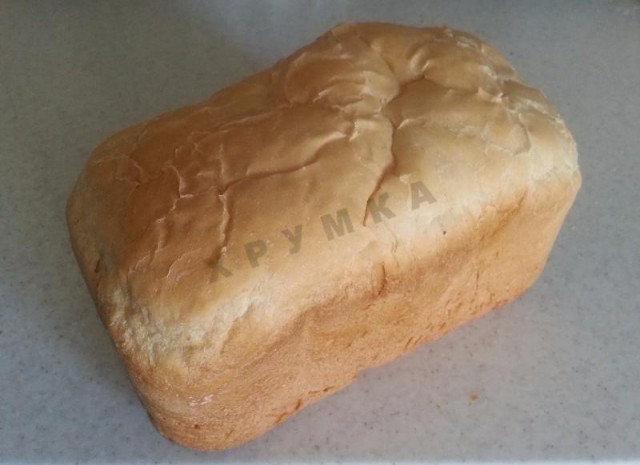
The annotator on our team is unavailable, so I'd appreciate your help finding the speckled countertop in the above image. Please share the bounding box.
[1,1,639,464]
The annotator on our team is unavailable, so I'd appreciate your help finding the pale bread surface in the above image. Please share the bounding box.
[66,22,581,449]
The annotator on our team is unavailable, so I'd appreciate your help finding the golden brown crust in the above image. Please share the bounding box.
[66,22,581,449]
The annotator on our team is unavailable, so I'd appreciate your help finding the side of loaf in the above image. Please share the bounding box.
[66,22,581,449]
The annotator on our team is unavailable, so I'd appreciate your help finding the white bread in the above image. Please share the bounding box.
[66,22,581,449]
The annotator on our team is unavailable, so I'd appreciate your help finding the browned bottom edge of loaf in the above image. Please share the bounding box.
[136,175,576,450]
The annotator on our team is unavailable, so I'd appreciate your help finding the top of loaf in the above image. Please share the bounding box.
[67,22,579,378]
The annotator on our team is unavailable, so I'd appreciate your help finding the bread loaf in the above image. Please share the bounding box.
[66,22,581,449]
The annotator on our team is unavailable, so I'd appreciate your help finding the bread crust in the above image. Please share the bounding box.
[66,22,580,449]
